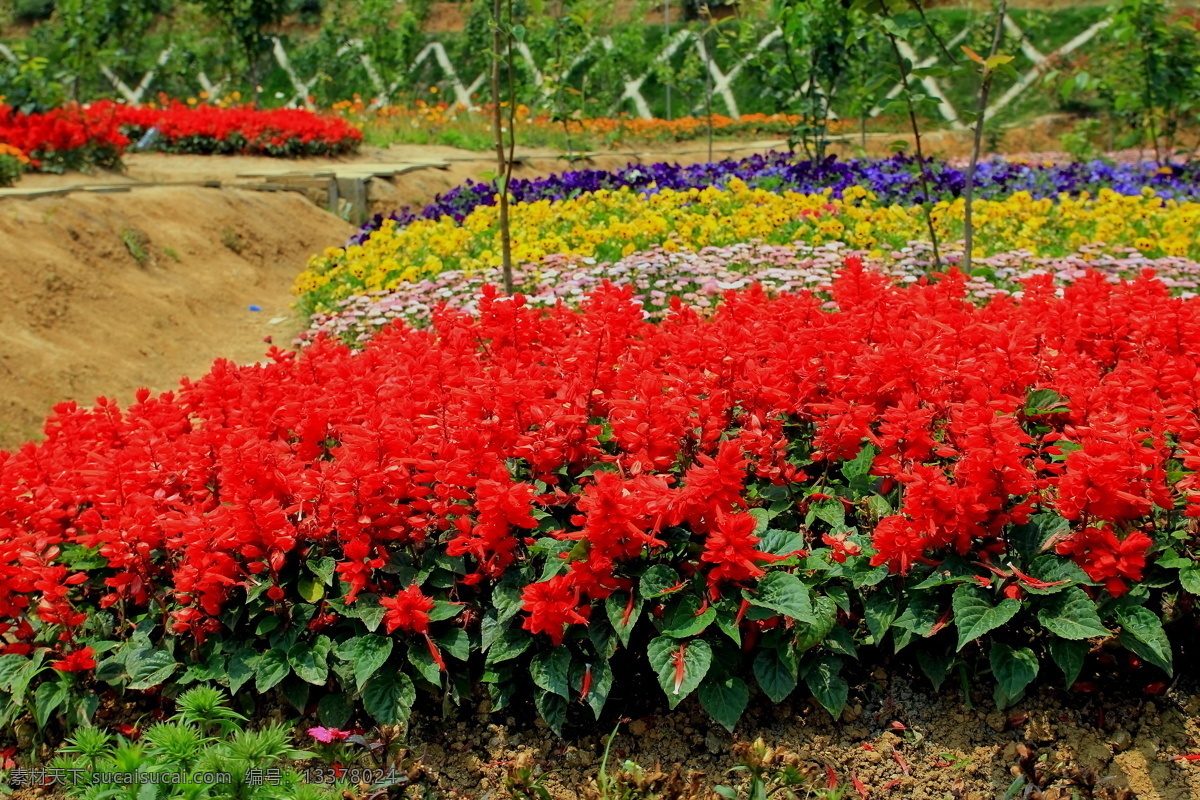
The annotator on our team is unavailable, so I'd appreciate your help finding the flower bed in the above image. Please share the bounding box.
[117,101,363,157]
[351,153,1200,245]
[0,103,127,173]
[346,98,821,147]
[296,181,1200,314]
[0,263,1196,735]
[300,242,1200,344]
[0,101,362,172]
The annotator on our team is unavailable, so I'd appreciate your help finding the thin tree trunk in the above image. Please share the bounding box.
[506,0,518,216]
[491,0,514,293]
[964,0,1007,275]
[884,30,942,270]
[704,14,714,163]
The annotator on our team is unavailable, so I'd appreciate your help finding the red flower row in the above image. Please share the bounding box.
[0,100,362,171]
[116,101,363,156]
[0,103,127,172]
[0,261,1192,653]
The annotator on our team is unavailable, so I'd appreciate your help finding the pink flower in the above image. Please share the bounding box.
[308,726,350,743]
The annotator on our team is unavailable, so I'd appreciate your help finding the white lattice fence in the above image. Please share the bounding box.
[93,14,1112,122]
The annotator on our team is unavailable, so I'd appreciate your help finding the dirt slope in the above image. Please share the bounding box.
[0,186,353,448]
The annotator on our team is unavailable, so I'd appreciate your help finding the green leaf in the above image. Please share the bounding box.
[985,54,1014,71]
[298,577,324,603]
[916,647,954,691]
[1010,514,1070,559]
[990,643,1039,700]
[746,572,815,623]
[435,628,470,662]
[911,556,976,590]
[492,576,525,624]
[33,679,68,729]
[1036,587,1109,640]
[281,677,309,713]
[714,600,741,645]
[534,690,567,737]
[753,647,797,703]
[127,647,180,691]
[893,597,940,638]
[1047,638,1087,688]
[485,629,532,665]
[662,595,717,637]
[1117,606,1173,675]
[589,620,618,662]
[346,635,394,691]
[1179,564,1200,595]
[255,649,290,694]
[758,528,806,557]
[308,555,337,585]
[362,671,416,726]
[1026,556,1087,593]
[530,649,572,699]
[408,643,442,686]
[429,601,466,622]
[840,443,877,489]
[605,591,643,648]
[0,654,30,693]
[577,659,613,720]
[698,675,749,733]
[864,589,898,645]
[287,637,331,686]
[809,498,846,530]
[341,594,386,632]
[647,636,712,709]
[795,594,836,652]
[226,648,255,695]
[318,693,354,729]
[953,585,1021,651]
[640,565,681,599]
[804,655,848,719]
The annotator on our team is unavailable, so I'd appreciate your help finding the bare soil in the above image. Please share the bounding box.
[0,186,352,447]
[394,670,1200,800]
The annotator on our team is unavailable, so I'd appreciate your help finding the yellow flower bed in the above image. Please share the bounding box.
[294,181,1200,314]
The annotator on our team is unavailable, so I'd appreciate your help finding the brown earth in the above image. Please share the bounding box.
[0,186,354,447]
[393,669,1200,800]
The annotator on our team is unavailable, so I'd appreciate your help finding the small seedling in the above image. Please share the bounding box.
[221,226,246,254]
[120,226,150,265]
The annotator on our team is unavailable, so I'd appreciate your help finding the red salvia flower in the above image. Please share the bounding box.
[381,585,434,635]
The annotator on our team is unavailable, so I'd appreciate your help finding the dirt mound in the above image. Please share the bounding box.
[0,186,352,448]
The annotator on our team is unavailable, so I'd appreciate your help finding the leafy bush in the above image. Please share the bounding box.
[1,261,1198,739]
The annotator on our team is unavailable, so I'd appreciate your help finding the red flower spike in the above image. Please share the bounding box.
[672,643,688,695]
